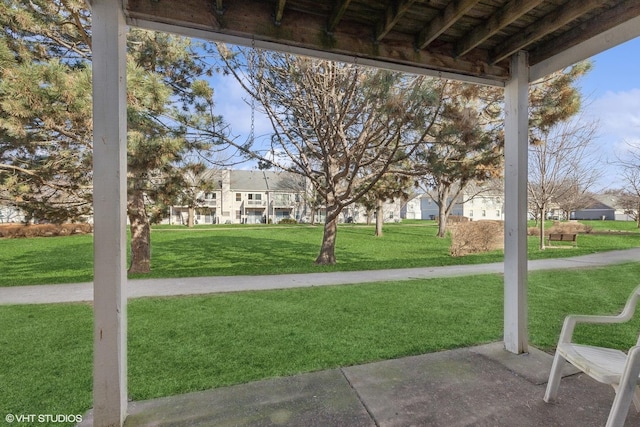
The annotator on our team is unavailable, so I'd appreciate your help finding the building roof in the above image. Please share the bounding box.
[584,194,620,210]
[230,170,305,192]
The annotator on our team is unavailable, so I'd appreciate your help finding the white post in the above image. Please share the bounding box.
[90,0,128,425]
[503,51,529,354]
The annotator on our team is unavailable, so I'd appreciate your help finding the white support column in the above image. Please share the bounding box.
[90,1,128,425]
[503,51,529,354]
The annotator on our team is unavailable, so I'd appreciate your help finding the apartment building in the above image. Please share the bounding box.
[401,184,504,221]
[169,169,404,225]
[170,169,307,225]
[462,190,504,221]
[0,203,25,223]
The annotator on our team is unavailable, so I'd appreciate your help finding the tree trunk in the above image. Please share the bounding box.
[187,207,195,228]
[375,199,384,237]
[436,203,448,238]
[539,207,546,250]
[128,189,151,273]
[315,206,339,265]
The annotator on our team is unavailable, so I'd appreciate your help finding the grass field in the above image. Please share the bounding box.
[2,263,640,425]
[1,219,639,426]
[0,220,638,286]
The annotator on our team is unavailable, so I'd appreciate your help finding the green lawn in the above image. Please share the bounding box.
[1,220,639,426]
[1,220,638,286]
[2,263,640,426]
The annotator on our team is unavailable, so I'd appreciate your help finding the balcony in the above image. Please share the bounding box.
[272,194,295,207]
[200,199,219,207]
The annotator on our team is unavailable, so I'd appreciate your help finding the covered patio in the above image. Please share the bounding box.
[80,342,640,426]
[89,1,640,425]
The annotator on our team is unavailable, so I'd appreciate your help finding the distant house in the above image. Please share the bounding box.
[170,169,306,225]
[401,183,505,222]
[307,192,402,224]
[571,194,631,221]
[462,188,504,221]
[169,169,403,225]
[401,195,423,220]
[400,192,463,220]
[0,203,25,223]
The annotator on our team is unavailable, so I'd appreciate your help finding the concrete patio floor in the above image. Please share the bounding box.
[79,342,640,426]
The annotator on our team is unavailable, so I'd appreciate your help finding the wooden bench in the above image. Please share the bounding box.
[547,233,577,247]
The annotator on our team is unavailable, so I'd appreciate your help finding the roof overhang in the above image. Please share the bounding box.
[123,0,640,86]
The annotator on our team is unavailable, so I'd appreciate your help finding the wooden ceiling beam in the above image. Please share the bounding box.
[455,0,545,58]
[375,0,418,43]
[327,0,352,34]
[274,0,286,25]
[491,0,603,64]
[125,0,510,82]
[416,0,480,50]
[530,0,640,66]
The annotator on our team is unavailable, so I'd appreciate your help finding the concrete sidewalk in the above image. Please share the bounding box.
[2,248,639,305]
[77,342,640,427]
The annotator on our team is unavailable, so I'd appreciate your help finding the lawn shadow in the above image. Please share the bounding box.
[0,237,94,286]
[146,233,324,277]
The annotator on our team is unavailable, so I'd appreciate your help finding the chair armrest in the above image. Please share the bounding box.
[559,313,632,344]
[557,286,640,344]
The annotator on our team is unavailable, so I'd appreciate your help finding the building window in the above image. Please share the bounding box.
[236,193,241,201]
[469,210,473,217]
[482,210,486,217]
[235,210,241,220]
[205,192,216,200]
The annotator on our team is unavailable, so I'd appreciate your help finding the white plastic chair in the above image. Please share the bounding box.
[544,285,640,427]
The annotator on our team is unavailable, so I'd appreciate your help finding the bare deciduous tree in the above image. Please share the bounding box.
[554,179,596,221]
[528,118,601,248]
[615,141,640,228]
[220,49,443,264]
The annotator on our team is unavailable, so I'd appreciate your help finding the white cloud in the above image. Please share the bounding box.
[579,89,640,189]
[586,89,640,145]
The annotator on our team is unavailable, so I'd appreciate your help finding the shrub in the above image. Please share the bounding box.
[278,218,297,224]
[450,220,504,257]
[0,223,93,239]
[436,215,470,224]
[548,221,592,235]
[528,221,593,237]
[0,224,24,238]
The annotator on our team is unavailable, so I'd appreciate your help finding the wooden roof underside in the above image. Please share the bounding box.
[124,0,640,85]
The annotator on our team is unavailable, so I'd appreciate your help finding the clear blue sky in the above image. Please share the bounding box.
[212,38,640,187]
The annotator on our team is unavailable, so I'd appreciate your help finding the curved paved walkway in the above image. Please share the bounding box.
[1,248,639,305]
